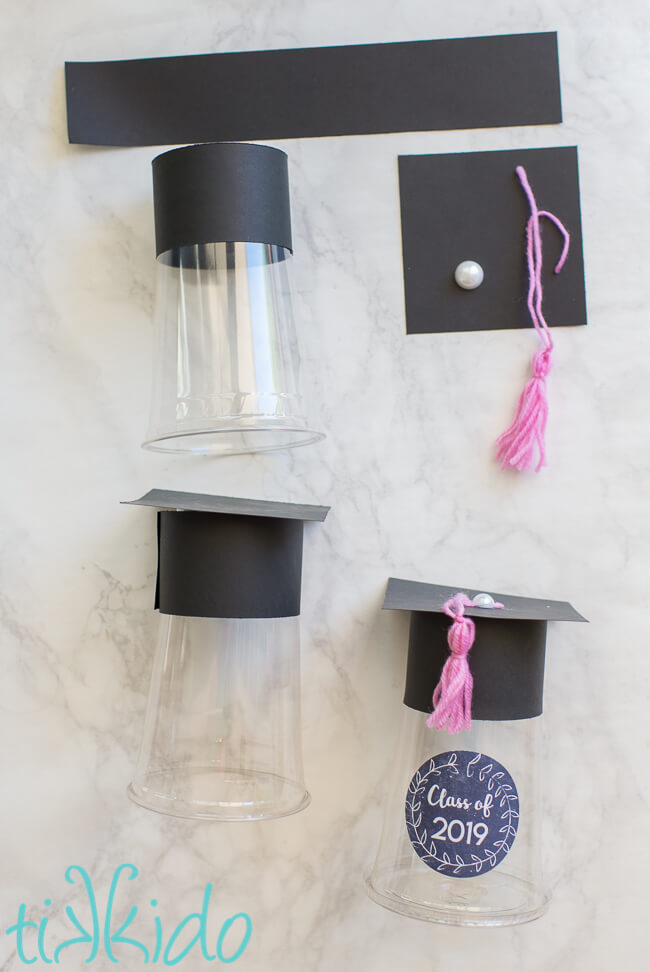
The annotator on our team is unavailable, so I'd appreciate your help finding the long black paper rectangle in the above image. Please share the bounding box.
[399,146,586,334]
[65,33,562,146]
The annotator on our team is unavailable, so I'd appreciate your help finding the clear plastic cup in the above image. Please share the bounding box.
[129,614,309,821]
[143,242,323,455]
[367,706,548,926]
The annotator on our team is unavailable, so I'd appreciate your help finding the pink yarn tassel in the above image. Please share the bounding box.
[496,165,570,473]
[427,594,476,734]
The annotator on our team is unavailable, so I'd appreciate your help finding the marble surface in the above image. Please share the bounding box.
[0,1,648,969]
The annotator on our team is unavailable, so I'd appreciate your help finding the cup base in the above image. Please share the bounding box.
[128,766,311,822]
[365,866,550,927]
[142,424,325,456]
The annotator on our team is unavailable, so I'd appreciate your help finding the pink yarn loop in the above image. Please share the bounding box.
[495,165,570,473]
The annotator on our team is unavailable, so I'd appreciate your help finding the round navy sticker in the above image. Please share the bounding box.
[405,751,519,878]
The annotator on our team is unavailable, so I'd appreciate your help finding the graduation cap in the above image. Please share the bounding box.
[124,489,329,619]
[123,490,329,821]
[384,577,586,723]
[366,578,587,925]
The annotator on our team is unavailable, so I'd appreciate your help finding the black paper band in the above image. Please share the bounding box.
[152,142,292,257]
[65,33,562,146]
[404,613,547,721]
[156,511,304,619]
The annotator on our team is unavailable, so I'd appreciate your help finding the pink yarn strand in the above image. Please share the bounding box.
[427,594,476,734]
[495,166,570,473]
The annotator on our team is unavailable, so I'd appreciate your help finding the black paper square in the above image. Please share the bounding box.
[383,577,587,623]
[398,146,587,335]
[123,489,329,522]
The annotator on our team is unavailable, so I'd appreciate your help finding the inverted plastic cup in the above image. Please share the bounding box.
[129,614,309,821]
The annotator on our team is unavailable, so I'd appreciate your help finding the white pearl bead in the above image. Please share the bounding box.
[472,592,496,609]
[454,260,484,290]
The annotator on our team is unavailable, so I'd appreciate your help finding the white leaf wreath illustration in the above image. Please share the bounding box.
[405,753,519,875]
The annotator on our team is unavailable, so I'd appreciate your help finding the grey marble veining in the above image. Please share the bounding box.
[0,1,647,969]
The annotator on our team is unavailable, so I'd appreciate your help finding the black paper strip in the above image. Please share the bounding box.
[65,33,562,146]
[404,612,547,721]
[157,511,304,619]
[153,143,292,257]
[399,146,586,334]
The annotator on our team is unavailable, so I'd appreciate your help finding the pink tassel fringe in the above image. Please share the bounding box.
[427,594,476,734]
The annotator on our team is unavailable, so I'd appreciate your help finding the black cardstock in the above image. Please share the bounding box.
[124,491,330,619]
[398,146,587,334]
[384,578,586,721]
[405,613,547,720]
[65,33,562,146]
[157,511,304,619]
[124,489,329,522]
[153,143,292,258]
[383,577,586,622]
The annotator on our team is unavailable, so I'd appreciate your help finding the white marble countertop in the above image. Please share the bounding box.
[0,1,647,969]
